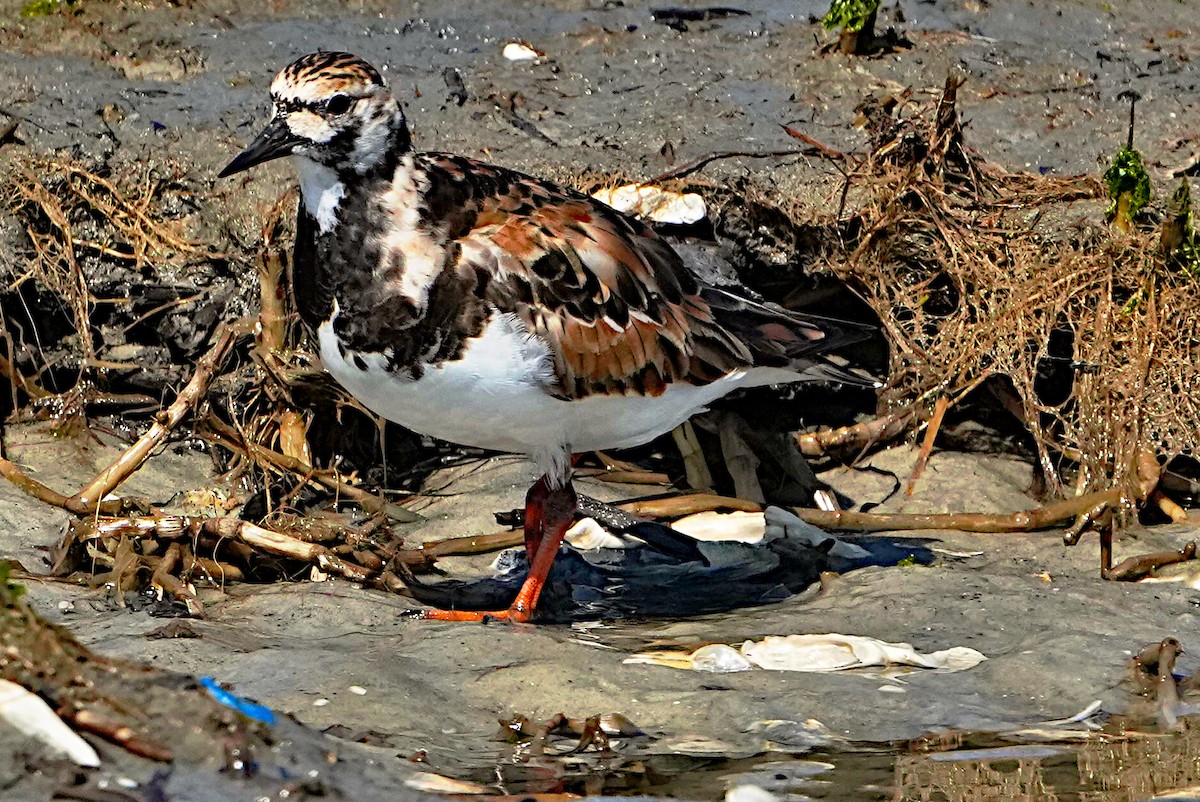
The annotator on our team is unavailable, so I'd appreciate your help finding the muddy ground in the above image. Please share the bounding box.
[1,0,1200,800]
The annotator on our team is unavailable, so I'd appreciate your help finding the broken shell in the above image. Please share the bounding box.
[502,41,543,62]
[726,786,779,802]
[628,634,987,673]
[404,771,492,794]
[692,644,754,672]
[565,517,638,550]
[592,184,707,225]
[670,510,766,543]
[0,679,100,767]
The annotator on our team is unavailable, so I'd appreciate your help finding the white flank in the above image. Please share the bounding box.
[295,158,346,233]
[317,312,786,479]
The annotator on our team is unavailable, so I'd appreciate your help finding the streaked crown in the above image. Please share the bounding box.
[270,51,384,106]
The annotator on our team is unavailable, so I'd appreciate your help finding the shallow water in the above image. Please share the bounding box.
[451,722,1200,801]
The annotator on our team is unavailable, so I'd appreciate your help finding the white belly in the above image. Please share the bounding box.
[318,313,783,469]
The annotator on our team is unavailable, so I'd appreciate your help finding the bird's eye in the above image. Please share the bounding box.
[325,94,352,115]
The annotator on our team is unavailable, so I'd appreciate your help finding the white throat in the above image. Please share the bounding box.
[351,114,394,173]
[295,157,345,234]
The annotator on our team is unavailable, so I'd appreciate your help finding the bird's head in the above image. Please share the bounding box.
[220,51,408,179]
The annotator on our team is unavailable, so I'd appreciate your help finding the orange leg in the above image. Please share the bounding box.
[523,475,551,559]
[418,479,578,623]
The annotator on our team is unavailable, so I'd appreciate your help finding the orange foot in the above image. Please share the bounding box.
[409,605,534,623]
[404,478,577,625]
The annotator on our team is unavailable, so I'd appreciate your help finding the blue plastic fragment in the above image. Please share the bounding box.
[200,677,277,725]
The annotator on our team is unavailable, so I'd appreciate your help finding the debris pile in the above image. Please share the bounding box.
[804,77,1195,543]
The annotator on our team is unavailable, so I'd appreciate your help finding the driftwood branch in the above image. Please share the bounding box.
[789,487,1126,533]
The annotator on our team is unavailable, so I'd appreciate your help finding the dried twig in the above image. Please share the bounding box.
[581,469,672,485]
[197,516,374,583]
[795,410,917,457]
[416,530,525,560]
[66,324,243,512]
[619,493,762,518]
[780,124,849,159]
[790,487,1126,533]
[905,395,949,496]
[200,414,421,522]
[1104,542,1197,582]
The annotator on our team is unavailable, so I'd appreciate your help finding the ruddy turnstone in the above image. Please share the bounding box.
[221,51,871,622]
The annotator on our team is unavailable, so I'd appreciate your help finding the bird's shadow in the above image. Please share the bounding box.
[402,518,936,623]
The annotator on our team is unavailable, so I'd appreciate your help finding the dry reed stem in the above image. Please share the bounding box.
[905,395,949,496]
[619,493,763,517]
[791,488,1125,533]
[584,469,673,485]
[417,530,526,559]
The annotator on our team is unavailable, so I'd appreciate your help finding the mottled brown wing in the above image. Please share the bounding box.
[420,155,755,398]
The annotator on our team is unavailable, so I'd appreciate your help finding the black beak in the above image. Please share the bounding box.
[219,116,301,178]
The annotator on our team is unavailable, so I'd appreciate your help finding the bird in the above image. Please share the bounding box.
[220,51,873,622]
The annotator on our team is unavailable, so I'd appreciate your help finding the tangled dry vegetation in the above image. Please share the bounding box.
[816,77,1198,532]
[0,76,1196,614]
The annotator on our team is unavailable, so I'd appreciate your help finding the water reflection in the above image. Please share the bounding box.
[450,719,1200,801]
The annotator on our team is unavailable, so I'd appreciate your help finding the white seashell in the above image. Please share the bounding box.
[404,771,492,794]
[725,785,780,802]
[0,679,100,767]
[502,41,542,61]
[564,517,639,550]
[691,644,754,672]
[591,184,707,224]
[670,511,766,543]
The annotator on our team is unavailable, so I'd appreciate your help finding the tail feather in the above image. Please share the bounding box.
[702,286,880,387]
